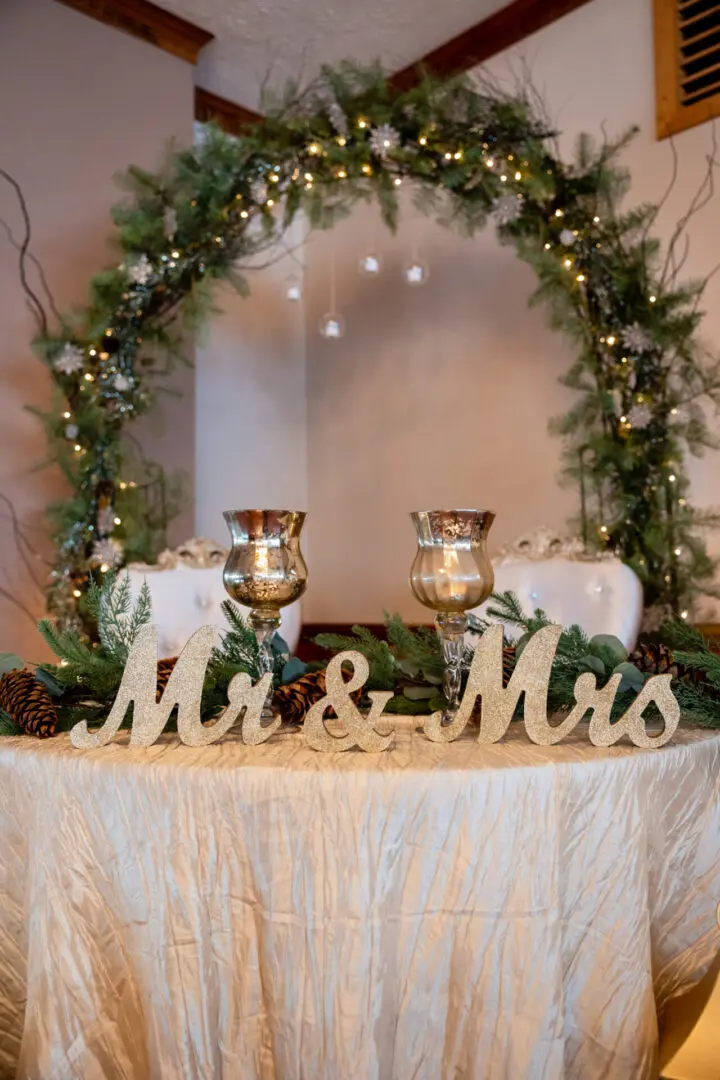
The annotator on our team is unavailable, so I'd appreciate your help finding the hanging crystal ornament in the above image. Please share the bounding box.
[319,252,345,339]
[284,276,303,302]
[403,258,430,286]
[359,251,382,275]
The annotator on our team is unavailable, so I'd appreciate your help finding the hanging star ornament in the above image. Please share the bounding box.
[53,344,85,376]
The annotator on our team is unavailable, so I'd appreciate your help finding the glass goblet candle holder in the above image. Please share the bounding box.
[223,509,308,718]
[409,509,495,724]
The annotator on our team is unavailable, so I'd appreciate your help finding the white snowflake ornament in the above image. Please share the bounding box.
[163,207,178,239]
[96,505,117,537]
[92,537,123,568]
[113,374,132,393]
[628,403,652,429]
[53,344,85,376]
[64,423,79,440]
[250,179,268,204]
[622,323,653,354]
[328,102,348,136]
[126,255,153,286]
[369,124,400,157]
[491,195,524,225]
[559,229,576,246]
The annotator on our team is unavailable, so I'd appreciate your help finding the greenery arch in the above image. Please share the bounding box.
[34,64,720,628]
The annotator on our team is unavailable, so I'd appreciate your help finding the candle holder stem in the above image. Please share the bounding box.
[435,612,468,722]
[249,609,281,720]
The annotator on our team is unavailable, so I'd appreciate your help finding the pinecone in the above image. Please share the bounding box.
[0,669,58,738]
[273,669,327,724]
[156,657,178,701]
[502,643,516,684]
[629,641,677,677]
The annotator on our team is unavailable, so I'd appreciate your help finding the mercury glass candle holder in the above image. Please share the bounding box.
[409,509,495,724]
[223,509,308,719]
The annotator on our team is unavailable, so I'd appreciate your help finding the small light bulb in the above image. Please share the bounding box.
[84,373,94,382]
[337,136,346,147]
[593,215,600,223]
[671,407,678,415]
[419,136,427,146]
[555,209,564,218]
[74,444,82,452]
[308,143,320,155]
[393,177,402,186]
[114,516,122,526]
[119,481,127,490]
[304,173,313,182]
[486,158,494,168]
[73,589,82,598]
[675,547,682,556]
[606,335,616,346]
[514,171,522,180]
[564,258,572,268]
[500,174,507,182]
[305,182,313,190]
[679,498,687,506]
[285,276,302,302]
[171,250,180,258]
[100,563,109,573]
[600,525,608,533]
[357,119,368,129]
[266,199,274,207]
[269,173,280,183]
[576,273,585,282]
[544,242,551,250]
[620,415,627,423]
[89,348,97,357]
[362,164,372,175]
[649,294,657,303]
[336,169,347,179]
[105,329,113,337]
[444,152,452,161]
[240,210,249,218]
[681,610,689,619]
[63,411,71,419]
[454,151,463,160]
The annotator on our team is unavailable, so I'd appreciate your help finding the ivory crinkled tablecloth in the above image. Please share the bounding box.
[0,724,718,1080]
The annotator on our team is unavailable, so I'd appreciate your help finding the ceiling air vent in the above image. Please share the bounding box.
[655,0,720,137]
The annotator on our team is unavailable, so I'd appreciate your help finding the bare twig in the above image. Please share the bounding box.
[660,123,718,290]
[0,218,62,327]
[0,168,50,337]
[0,583,39,628]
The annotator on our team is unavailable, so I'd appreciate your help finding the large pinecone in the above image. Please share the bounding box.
[156,657,178,701]
[0,669,58,738]
[273,669,327,724]
[629,641,677,677]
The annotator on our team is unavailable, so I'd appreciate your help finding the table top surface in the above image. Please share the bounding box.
[1,721,718,778]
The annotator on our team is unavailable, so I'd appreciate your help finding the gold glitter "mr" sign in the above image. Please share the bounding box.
[70,624,276,749]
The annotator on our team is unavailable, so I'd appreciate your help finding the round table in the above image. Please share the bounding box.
[0,724,718,1080]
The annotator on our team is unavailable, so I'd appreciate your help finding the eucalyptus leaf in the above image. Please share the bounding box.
[0,653,23,675]
[613,662,647,694]
[588,634,627,664]
[34,667,65,697]
[0,709,21,736]
[580,654,606,677]
[271,634,290,658]
[280,657,307,685]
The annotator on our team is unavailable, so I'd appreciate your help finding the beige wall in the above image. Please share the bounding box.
[303,0,720,623]
[0,0,194,657]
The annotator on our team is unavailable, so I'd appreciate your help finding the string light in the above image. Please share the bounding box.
[681,610,689,620]
[393,177,402,186]
[240,210,249,218]
[266,199,275,207]
[500,174,508,182]
[357,118,368,129]
[674,546,682,556]
[89,348,97,357]
[671,407,678,415]
[361,164,372,175]
[486,158,495,168]
[304,173,313,182]
[73,589,82,598]
[668,473,676,482]
[337,136,347,147]
[544,242,551,250]
[114,516,122,525]
[576,273,585,282]
[514,171,522,180]
[84,373,94,382]
[336,168,347,179]
[454,150,463,160]
[606,335,616,346]
[269,173,280,183]
[63,411,71,419]
[74,443,82,452]
[563,258,572,268]
[649,295,657,303]
[419,136,427,146]
[100,563,109,573]
[555,209,564,218]
[307,143,321,155]
[593,215,600,223]
[171,250,180,258]
[444,152,452,161]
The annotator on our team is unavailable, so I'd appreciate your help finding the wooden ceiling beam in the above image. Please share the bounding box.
[55,0,214,65]
[390,0,597,91]
[194,88,263,132]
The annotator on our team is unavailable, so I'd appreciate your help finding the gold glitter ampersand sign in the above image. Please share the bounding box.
[303,651,394,752]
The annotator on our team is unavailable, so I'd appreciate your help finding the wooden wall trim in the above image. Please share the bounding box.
[55,0,214,64]
[194,88,263,133]
[390,0,597,91]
